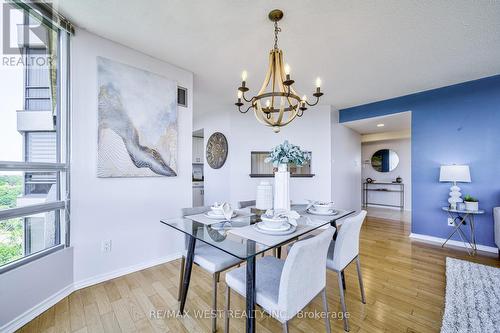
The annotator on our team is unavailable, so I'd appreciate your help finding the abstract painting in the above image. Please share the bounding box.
[97,57,178,177]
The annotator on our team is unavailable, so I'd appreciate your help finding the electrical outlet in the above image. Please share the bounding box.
[447,218,454,226]
[101,240,112,253]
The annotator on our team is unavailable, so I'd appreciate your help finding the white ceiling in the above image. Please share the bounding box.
[342,111,411,135]
[53,0,500,116]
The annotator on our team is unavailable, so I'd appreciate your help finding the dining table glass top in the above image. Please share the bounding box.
[160,205,354,260]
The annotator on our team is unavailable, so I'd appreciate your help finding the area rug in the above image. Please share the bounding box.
[441,257,500,333]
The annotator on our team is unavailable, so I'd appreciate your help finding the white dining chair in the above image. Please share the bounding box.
[237,200,256,209]
[326,210,366,331]
[285,210,367,331]
[224,227,335,333]
[179,206,242,333]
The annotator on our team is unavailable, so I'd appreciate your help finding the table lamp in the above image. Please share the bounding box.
[439,165,471,209]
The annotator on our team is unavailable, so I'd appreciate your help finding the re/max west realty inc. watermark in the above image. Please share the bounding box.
[1,1,53,67]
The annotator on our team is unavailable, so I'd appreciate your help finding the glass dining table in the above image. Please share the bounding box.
[160,205,354,333]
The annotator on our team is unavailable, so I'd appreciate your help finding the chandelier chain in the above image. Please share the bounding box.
[273,21,281,49]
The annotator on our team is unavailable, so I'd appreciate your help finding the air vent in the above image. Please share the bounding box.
[177,86,187,107]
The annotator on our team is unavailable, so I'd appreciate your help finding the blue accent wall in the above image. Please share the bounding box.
[340,75,500,247]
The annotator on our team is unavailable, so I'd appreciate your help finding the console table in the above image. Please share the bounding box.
[441,207,485,255]
[362,182,404,211]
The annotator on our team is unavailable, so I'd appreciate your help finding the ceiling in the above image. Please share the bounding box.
[53,1,500,116]
[342,111,411,135]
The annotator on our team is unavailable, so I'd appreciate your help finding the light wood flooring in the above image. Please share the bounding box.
[18,217,500,333]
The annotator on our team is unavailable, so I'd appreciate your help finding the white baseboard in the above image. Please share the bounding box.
[409,233,498,253]
[1,252,182,333]
[1,283,74,333]
[73,252,182,290]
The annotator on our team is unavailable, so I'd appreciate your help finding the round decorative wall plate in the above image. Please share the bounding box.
[206,132,228,169]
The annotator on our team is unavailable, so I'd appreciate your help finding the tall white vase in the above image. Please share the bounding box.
[274,163,290,212]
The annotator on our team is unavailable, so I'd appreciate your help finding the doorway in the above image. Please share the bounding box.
[343,111,411,223]
[192,129,204,207]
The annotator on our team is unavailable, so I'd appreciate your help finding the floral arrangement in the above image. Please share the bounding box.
[264,140,311,167]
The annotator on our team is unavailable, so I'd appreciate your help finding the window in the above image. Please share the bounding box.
[0,2,71,272]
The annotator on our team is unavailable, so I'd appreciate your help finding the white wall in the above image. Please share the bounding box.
[0,248,73,330]
[331,110,362,212]
[71,30,192,284]
[195,105,334,207]
[361,138,412,210]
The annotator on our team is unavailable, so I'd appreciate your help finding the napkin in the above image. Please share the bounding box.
[221,202,234,221]
[264,209,300,226]
[306,200,318,210]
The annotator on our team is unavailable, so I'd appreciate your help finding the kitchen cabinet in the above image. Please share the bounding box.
[192,137,204,164]
[192,183,204,207]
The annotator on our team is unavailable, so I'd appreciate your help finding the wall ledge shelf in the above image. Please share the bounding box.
[249,174,315,178]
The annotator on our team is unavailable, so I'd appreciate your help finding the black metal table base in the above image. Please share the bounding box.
[179,236,196,313]
[246,254,256,333]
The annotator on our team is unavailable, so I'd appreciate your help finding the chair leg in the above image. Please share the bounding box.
[337,272,350,332]
[224,285,230,333]
[321,289,331,333]
[282,321,289,333]
[212,273,219,333]
[177,256,185,301]
[355,256,366,304]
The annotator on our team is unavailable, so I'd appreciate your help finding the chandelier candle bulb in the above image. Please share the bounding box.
[316,77,322,88]
[241,70,248,82]
[284,63,291,75]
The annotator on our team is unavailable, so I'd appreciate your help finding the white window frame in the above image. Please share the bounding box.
[0,4,71,274]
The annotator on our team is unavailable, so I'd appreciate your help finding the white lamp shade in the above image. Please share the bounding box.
[439,165,471,183]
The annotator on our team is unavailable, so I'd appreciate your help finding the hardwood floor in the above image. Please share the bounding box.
[18,217,499,333]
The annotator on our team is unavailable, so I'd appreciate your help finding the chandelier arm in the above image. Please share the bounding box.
[241,91,255,103]
[237,103,253,114]
[254,51,275,121]
[273,50,286,125]
[276,51,299,123]
[254,106,275,127]
[277,109,300,127]
[305,95,321,107]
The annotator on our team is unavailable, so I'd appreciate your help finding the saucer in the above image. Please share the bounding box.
[204,211,237,219]
[253,222,296,235]
[257,221,291,232]
[306,208,338,216]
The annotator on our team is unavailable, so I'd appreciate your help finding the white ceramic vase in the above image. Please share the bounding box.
[256,181,273,210]
[274,163,290,212]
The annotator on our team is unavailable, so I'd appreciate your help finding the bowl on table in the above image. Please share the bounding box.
[260,214,288,230]
[312,202,334,213]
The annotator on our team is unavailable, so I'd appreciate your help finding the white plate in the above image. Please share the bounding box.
[253,222,297,235]
[204,211,237,219]
[306,208,339,216]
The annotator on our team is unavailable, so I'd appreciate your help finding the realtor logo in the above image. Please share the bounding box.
[2,1,53,66]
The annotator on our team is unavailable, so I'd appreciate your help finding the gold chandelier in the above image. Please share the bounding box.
[235,9,324,133]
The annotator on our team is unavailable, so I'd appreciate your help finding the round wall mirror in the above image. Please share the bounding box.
[371,149,399,172]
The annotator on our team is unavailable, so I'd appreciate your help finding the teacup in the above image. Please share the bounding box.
[312,202,333,213]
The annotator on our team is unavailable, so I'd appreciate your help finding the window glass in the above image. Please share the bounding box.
[0,2,69,270]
